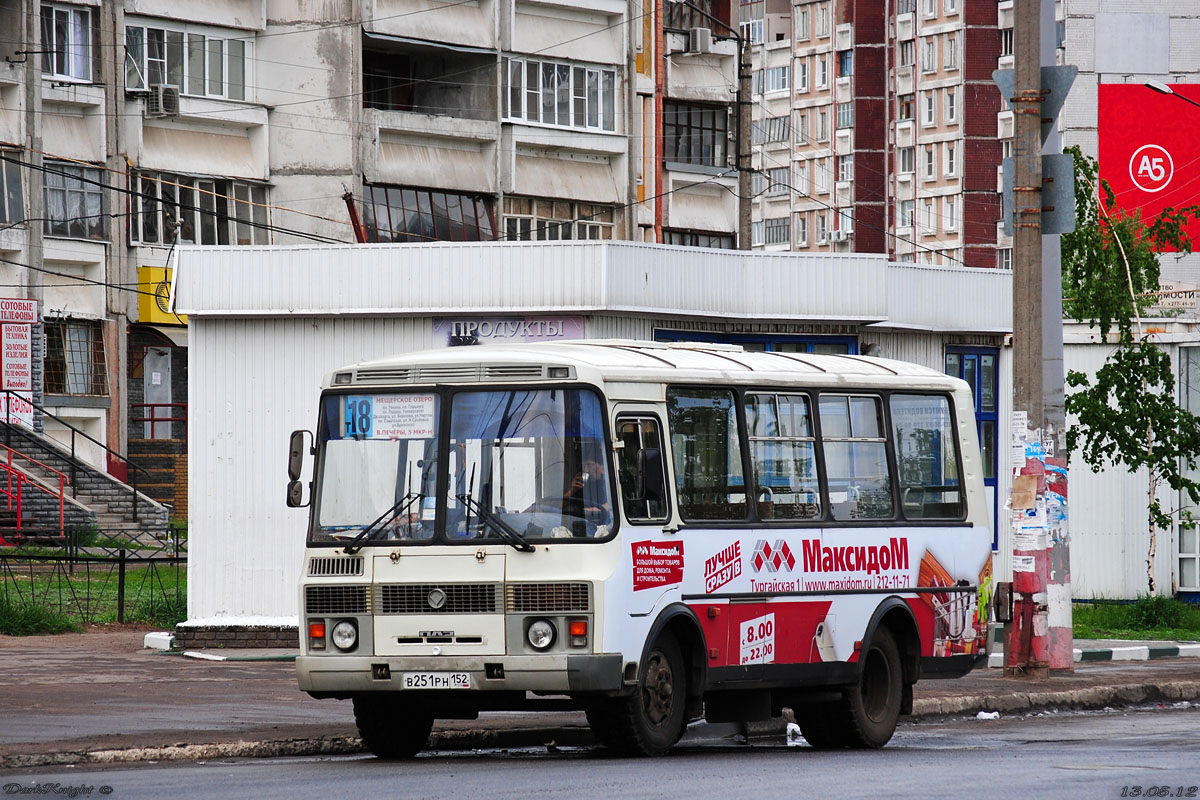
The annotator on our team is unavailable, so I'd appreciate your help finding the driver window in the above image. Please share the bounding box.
[616,416,669,522]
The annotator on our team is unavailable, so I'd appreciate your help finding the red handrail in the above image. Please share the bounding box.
[0,444,68,535]
[131,402,188,439]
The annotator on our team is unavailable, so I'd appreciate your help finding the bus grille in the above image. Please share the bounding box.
[308,556,363,577]
[305,585,369,614]
[506,583,591,613]
[377,583,501,614]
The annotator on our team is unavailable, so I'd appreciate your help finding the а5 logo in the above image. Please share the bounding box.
[1129,144,1174,193]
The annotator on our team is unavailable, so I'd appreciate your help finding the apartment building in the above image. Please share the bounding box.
[743,0,1004,268]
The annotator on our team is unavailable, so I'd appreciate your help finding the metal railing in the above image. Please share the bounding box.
[0,444,68,535]
[1,389,151,522]
[131,401,188,439]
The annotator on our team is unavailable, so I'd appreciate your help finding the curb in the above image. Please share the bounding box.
[987,644,1200,668]
[5,681,1199,769]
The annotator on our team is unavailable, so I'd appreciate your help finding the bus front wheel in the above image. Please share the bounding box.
[587,633,687,756]
[353,695,434,759]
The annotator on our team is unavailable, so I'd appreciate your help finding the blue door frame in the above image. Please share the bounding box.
[945,347,999,550]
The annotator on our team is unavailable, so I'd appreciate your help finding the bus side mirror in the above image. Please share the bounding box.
[287,480,308,508]
[287,430,312,508]
[637,447,665,502]
[288,430,310,480]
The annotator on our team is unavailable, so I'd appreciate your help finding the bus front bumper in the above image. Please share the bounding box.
[297,653,625,695]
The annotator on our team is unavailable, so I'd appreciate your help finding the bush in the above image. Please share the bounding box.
[0,597,81,636]
[1127,595,1187,629]
[127,592,187,628]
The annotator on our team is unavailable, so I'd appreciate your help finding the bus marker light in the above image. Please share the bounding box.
[707,607,720,618]
[709,648,719,660]
[308,621,326,649]
[569,620,588,637]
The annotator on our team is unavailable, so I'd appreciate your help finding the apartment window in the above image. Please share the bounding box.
[0,153,23,225]
[132,172,268,246]
[360,185,495,243]
[795,213,809,246]
[998,247,1013,270]
[751,220,764,246]
[764,217,789,245]
[923,91,936,125]
[899,146,915,174]
[922,199,934,233]
[925,144,937,179]
[945,142,957,177]
[664,102,728,167]
[816,212,827,242]
[944,0,957,14]
[796,8,810,40]
[944,197,957,231]
[898,0,916,13]
[944,35,958,70]
[815,158,831,194]
[125,20,248,100]
[43,162,105,240]
[838,50,853,77]
[796,59,808,92]
[741,18,765,45]
[816,57,827,89]
[44,319,107,396]
[898,93,914,121]
[899,199,914,229]
[817,110,829,141]
[838,154,853,183]
[795,159,809,195]
[1002,139,1013,159]
[922,39,936,73]
[836,102,854,129]
[767,167,790,196]
[816,6,829,36]
[41,3,92,81]
[899,40,915,67]
[1001,29,1014,57]
[503,57,616,132]
[752,171,765,196]
[503,197,612,241]
[665,229,735,249]
[761,115,790,144]
[794,110,808,144]
[764,65,790,93]
[945,88,957,123]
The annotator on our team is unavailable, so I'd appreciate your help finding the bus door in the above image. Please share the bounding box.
[613,409,677,618]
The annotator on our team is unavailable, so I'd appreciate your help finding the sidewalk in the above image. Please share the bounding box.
[2,630,1198,769]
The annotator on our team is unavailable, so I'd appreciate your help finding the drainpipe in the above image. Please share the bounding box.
[654,0,664,243]
[343,192,367,243]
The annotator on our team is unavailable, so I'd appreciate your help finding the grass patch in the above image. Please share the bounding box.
[0,596,81,635]
[0,560,186,632]
[1073,596,1200,641]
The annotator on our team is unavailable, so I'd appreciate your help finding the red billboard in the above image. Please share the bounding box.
[1098,84,1200,252]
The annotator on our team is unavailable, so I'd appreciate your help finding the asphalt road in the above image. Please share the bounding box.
[5,705,1196,800]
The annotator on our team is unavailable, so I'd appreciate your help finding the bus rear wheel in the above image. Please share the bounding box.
[838,627,903,748]
[353,695,434,759]
[587,633,687,756]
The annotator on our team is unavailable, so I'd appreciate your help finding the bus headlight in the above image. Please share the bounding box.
[526,619,556,650]
[331,619,358,651]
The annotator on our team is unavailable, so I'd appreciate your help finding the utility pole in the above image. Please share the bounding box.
[737,33,752,250]
[1004,0,1073,678]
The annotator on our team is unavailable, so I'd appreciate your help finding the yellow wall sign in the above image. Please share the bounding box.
[138,266,187,325]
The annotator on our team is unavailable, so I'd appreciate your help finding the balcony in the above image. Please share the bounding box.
[363,33,498,123]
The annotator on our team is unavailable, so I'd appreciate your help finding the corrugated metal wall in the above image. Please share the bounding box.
[188,316,434,620]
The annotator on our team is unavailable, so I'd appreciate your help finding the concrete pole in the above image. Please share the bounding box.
[1005,0,1047,679]
[1005,0,1072,678]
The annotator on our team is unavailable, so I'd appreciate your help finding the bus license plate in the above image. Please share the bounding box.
[402,672,471,690]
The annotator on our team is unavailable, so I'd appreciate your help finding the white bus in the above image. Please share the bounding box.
[288,340,992,757]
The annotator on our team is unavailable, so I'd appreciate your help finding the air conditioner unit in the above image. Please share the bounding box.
[687,27,713,54]
[147,84,181,118]
[830,229,848,242]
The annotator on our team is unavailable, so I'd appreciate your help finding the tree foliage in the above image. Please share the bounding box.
[1061,147,1200,592]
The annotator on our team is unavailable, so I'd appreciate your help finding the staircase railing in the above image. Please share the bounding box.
[1,389,151,522]
[0,443,68,534]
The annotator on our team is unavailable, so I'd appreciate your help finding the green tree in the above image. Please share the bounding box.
[1061,146,1200,593]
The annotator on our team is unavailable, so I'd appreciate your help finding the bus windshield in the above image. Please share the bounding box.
[308,387,614,545]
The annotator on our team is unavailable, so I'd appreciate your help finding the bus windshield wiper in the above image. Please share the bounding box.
[455,493,535,553]
[343,491,423,555]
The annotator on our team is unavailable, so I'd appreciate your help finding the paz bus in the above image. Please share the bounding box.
[287,340,992,757]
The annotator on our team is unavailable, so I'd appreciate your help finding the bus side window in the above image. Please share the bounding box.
[616,417,669,522]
